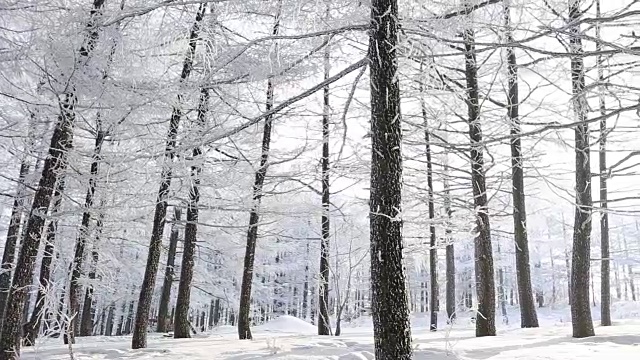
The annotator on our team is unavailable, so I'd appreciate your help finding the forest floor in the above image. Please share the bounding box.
[22,303,640,359]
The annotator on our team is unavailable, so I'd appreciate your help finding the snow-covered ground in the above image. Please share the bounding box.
[22,305,640,359]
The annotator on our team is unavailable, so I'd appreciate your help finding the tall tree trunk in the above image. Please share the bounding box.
[237,3,281,340]
[424,122,438,332]
[0,4,106,358]
[444,157,455,322]
[568,0,595,339]
[105,303,115,336]
[496,240,509,325]
[79,211,104,336]
[174,89,209,339]
[132,4,206,349]
[0,160,30,324]
[70,127,106,341]
[157,207,181,333]
[463,28,496,338]
[368,0,412,358]
[318,34,331,337]
[23,179,65,346]
[595,0,611,327]
[504,1,539,329]
[302,242,310,320]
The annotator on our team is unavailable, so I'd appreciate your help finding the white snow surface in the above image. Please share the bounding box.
[22,307,640,359]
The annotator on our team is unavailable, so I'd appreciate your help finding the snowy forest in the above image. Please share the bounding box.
[0,0,639,359]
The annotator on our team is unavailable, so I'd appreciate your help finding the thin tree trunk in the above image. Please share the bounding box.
[504,1,539,329]
[595,0,611,327]
[496,240,509,325]
[463,27,496,338]
[174,88,209,339]
[237,3,281,341]
[0,160,30,324]
[444,158,455,322]
[70,127,106,341]
[79,211,104,336]
[23,179,65,346]
[369,0,412,358]
[0,5,106,357]
[562,213,572,305]
[132,4,206,349]
[105,303,115,336]
[568,0,595,339]
[302,243,310,320]
[623,233,636,301]
[318,33,331,337]
[157,208,181,333]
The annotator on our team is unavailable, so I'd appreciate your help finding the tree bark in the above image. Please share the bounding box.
[318,35,331,337]
[174,89,209,339]
[0,160,30,325]
[23,179,64,346]
[79,211,104,336]
[568,0,595,339]
[132,4,206,349]
[368,0,412,358]
[237,3,281,340]
[463,28,496,338]
[504,1,539,329]
[0,4,106,356]
[595,0,611,327]
[70,126,106,341]
[424,118,438,332]
[444,157,455,322]
[157,207,181,333]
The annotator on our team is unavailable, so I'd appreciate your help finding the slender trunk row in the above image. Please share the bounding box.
[132,3,207,349]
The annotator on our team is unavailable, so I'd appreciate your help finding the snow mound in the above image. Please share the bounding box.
[255,315,317,334]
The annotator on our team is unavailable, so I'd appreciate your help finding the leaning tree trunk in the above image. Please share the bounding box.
[132,4,206,349]
[23,179,65,346]
[368,0,412,358]
[318,35,331,337]
[79,211,104,336]
[463,27,496,338]
[174,89,209,339]
[595,0,611,327]
[504,2,539,329]
[69,127,106,342]
[237,4,281,340]
[422,109,438,332]
[0,160,30,324]
[0,4,106,358]
[157,207,181,333]
[568,0,595,339]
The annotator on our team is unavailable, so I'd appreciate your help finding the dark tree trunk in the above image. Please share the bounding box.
[496,241,509,325]
[595,0,611,328]
[568,0,595,339]
[368,0,412,358]
[157,207,181,333]
[0,161,30,325]
[318,39,331,337]
[105,303,115,336]
[504,1,539,329]
[71,129,106,340]
[237,5,281,340]
[463,28,496,338]
[23,180,65,346]
[0,0,106,350]
[302,243,310,320]
[444,168,456,322]
[132,4,206,349]
[174,89,209,339]
[422,116,438,332]
[79,212,104,336]
[124,299,135,335]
